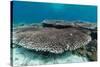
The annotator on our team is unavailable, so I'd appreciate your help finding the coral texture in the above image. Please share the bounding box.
[13,27,91,54]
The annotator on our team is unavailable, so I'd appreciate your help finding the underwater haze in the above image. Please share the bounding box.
[12,1,97,25]
[11,1,97,66]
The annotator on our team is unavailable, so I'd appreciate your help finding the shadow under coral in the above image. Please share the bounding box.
[12,44,88,66]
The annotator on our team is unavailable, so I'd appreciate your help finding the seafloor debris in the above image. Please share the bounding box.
[13,25,91,54]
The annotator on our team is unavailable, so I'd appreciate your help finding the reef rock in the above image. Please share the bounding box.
[41,20,97,29]
[86,39,97,61]
[42,20,75,28]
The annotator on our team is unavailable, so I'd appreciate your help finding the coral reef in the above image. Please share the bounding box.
[13,27,91,54]
[42,20,96,29]
[12,20,97,66]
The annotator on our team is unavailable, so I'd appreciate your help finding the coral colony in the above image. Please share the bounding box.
[12,20,97,66]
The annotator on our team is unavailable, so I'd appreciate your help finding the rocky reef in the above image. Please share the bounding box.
[11,20,97,66]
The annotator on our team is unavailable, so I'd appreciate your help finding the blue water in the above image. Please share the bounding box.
[12,1,97,25]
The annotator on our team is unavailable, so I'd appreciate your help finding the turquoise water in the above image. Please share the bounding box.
[12,1,97,26]
[12,1,97,66]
